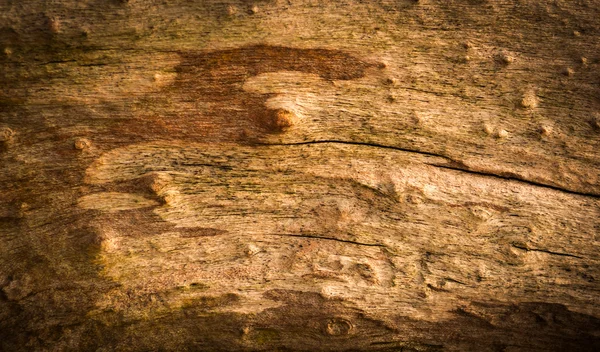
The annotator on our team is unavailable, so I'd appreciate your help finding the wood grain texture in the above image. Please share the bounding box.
[1,0,600,351]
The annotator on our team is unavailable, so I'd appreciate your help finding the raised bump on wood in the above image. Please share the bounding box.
[325,318,353,336]
[74,137,91,150]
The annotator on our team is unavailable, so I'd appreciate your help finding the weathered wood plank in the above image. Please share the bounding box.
[1,0,600,350]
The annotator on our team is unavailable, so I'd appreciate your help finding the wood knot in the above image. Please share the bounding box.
[581,57,588,66]
[563,67,575,76]
[265,109,295,133]
[539,125,553,136]
[384,77,398,86]
[483,123,494,136]
[496,129,509,139]
[245,244,261,256]
[227,5,238,16]
[74,137,91,150]
[325,318,353,336]
[143,173,172,196]
[499,52,514,65]
[520,91,538,109]
[0,127,15,142]
[48,17,61,34]
[592,113,600,131]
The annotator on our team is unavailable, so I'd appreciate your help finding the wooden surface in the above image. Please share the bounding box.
[1,0,600,350]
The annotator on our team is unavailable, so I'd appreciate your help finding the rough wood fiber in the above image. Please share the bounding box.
[1,0,600,351]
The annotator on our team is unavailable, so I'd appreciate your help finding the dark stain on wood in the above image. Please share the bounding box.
[118,45,379,142]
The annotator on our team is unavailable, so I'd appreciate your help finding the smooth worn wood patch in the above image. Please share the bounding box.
[81,141,600,323]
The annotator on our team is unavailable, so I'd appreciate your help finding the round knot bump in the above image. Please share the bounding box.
[564,67,575,76]
[499,52,514,65]
[266,109,295,133]
[325,318,353,336]
[540,125,553,136]
[74,137,91,150]
[592,113,600,131]
[48,17,61,34]
[520,92,538,109]
[0,127,15,142]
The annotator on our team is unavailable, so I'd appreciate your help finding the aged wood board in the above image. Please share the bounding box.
[1,0,599,351]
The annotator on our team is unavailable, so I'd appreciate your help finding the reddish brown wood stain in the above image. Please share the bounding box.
[119,45,378,142]
[93,45,383,242]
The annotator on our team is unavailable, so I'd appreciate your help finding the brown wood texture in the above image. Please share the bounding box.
[1,0,600,351]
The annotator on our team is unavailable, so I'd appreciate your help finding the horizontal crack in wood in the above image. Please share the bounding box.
[269,233,386,248]
[511,243,584,259]
[256,139,449,160]
[256,140,600,200]
[431,163,600,200]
